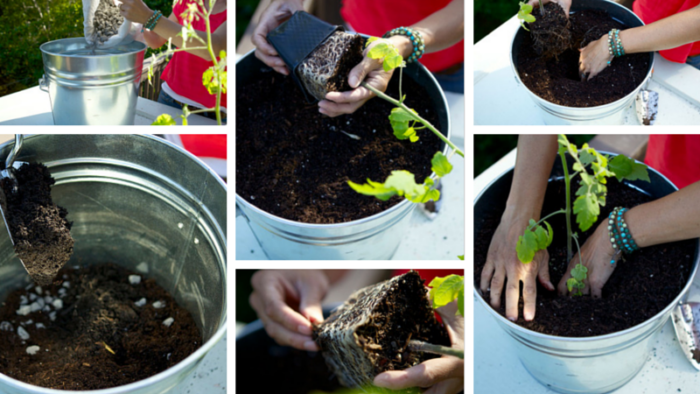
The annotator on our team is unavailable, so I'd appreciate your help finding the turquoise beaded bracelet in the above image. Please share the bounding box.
[143,10,162,31]
[608,207,639,264]
[383,27,425,64]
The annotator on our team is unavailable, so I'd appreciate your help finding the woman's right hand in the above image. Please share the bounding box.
[249,270,329,351]
[527,0,572,16]
[252,0,305,75]
[479,209,555,321]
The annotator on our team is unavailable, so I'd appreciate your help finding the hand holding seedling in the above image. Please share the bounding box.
[249,270,335,351]
[526,0,572,17]
[252,0,305,75]
[557,221,616,297]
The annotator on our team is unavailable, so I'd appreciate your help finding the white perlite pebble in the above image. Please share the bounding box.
[52,299,63,310]
[62,281,70,288]
[35,286,42,295]
[37,298,46,308]
[20,295,28,305]
[136,262,149,273]
[128,275,142,285]
[134,298,147,307]
[152,301,165,309]
[36,323,45,329]
[43,296,52,305]
[58,288,67,296]
[0,322,13,331]
[24,319,33,325]
[49,311,57,321]
[17,326,30,340]
[17,306,32,316]
[28,293,37,302]
[42,305,51,313]
[30,302,42,313]
[26,345,40,355]
[162,317,174,327]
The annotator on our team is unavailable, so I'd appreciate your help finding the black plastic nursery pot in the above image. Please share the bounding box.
[473,152,700,393]
[235,46,451,260]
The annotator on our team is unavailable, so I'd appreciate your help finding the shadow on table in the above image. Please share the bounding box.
[0,113,53,126]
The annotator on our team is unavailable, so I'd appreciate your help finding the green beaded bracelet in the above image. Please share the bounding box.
[383,27,425,64]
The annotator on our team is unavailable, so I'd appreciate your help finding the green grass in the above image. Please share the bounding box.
[475,0,517,43]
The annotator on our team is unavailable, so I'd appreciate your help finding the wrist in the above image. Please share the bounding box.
[387,35,413,60]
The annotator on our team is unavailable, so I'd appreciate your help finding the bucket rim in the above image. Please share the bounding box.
[473,150,700,342]
[39,37,147,58]
[235,47,453,229]
[0,134,227,394]
[509,0,655,112]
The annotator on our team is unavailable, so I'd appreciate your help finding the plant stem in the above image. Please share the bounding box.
[538,0,545,16]
[529,209,566,230]
[361,82,464,158]
[559,149,573,261]
[408,340,464,359]
[202,9,222,126]
[572,233,584,266]
[399,66,404,104]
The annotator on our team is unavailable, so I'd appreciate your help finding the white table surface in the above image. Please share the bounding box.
[0,86,218,126]
[236,91,465,260]
[474,149,700,393]
[474,15,700,125]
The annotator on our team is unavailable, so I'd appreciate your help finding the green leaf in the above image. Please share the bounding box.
[533,225,549,250]
[457,290,464,316]
[428,275,464,315]
[516,230,538,263]
[458,255,464,260]
[366,41,404,72]
[366,36,379,47]
[152,114,176,126]
[520,2,533,13]
[348,179,396,201]
[348,170,440,203]
[389,107,417,122]
[544,221,554,247]
[579,149,596,166]
[431,152,453,178]
[523,14,536,23]
[608,155,650,182]
[573,194,599,232]
[566,278,581,293]
[571,263,588,281]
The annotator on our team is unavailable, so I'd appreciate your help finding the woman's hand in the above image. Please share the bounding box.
[557,220,617,298]
[319,36,410,117]
[374,301,464,394]
[252,0,305,75]
[480,210,555,321]
[118,0,153,25]
[527,0,572,17]
[249,270,329,351]
[579,34,613,81]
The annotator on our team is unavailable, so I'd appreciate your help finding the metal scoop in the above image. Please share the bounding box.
[0,135,28,249]
[671,301,700,370]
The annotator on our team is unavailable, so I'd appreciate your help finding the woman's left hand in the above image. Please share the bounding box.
[118,0,153,25]
[557,219,618,298]
[373,301,464,394]
[579,34,614,81]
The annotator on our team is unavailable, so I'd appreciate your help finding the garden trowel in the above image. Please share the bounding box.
[671,301,700,370]
[0,135,29,269]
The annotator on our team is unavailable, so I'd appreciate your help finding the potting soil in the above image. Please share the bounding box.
[0,163,74,286]
[297,31,364,101]
[0,263,201,390]
[474,179,696,337]
[313,271,450,388]
[92,0,125,45]
[517,9,650,107]
[528,3,571,60]
[236,64,443,224]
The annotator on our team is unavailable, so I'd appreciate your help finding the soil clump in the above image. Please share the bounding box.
[529,3,572,60]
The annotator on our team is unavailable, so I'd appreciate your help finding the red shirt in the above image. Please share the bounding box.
[340,0,464,72]
[645,135,700,189]
[633,0,700,63]
[161,1,227,108]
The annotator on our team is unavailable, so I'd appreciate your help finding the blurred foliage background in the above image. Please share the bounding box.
[0,0,173,98]
[237,0,260,46]
[475,135,596,177]
[474,0,515,43]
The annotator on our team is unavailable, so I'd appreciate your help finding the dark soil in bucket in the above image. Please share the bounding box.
[236,65,442,224]
[529,3,571,60]
[314,271,450,387]
[0,263,202,390]
[517,9,650,107]
[0,163,73,286]
[474,179,696,337]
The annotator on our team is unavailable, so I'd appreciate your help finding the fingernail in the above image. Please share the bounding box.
[349,76,357,87]
[374,374,389,386]
[298,325,312,335]
[524,313,533,321]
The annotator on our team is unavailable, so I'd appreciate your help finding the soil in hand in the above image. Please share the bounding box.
[1,163,73,286]
[298,32,364,101]
[0,263,202,390]
[93,0,125,45]
[518,9,650,107]
[314,271,450,386]
[236,61,442,224]
[693,348,700,364]
[529,3,571,60]
[474,179,695,337]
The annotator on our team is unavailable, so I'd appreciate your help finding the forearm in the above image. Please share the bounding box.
[143,30,167,49]
[620,5,700,54]
[505,135,559,220]
[625,181,700,248]
[389,0,464,58]
[150,18,225,60]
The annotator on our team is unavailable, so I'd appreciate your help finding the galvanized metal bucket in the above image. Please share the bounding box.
[236,48,451,260]
[511,0,654,125]
[39,38,146,125]
[474,152,700,394]
[0,135,226,394]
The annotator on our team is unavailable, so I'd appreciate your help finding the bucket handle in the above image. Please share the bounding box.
[39,76,49,93]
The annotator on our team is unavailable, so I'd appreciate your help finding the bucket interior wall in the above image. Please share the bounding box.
[0,135,226,341]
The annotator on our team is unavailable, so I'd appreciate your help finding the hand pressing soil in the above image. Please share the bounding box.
[0,263,202,390]
[0,163,73,286]
[93,0,125,44]
[313,271,450,388]
[529,3,571,60]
